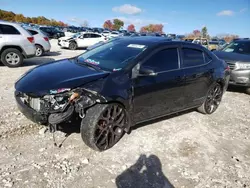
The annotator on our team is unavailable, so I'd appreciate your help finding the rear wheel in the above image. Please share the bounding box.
[69,42,77,50]
[198,83,223,114]
[35,45,44,57]
[81,104,127,151]
[0,48,23,67]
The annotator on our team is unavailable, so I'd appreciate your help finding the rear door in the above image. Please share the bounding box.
[0,24,22,47]
[180,45,214,107]
[90,34,103,45]
[133,45,186,123]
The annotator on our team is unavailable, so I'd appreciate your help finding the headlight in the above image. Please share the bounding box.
[235,62,250,70]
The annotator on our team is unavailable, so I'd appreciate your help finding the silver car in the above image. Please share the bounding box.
[0,20,36,67]
[24,27,51,57]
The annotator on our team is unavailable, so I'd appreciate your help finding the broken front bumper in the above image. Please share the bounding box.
[15,91,48,124]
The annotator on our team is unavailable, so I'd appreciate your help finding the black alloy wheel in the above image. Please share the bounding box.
[81,104,127,151]
[198,83,223,114]
[95,105,126,150]
[204,84,222,114]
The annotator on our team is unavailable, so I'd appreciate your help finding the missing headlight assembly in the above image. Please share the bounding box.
[15,87,107,126]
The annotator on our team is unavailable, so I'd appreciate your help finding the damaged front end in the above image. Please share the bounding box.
[15,87,107,126]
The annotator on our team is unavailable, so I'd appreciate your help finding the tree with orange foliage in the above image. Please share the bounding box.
[103,20,113,30]
[127,24,135,32]
[193,30,201,37]
[140,24,164,33]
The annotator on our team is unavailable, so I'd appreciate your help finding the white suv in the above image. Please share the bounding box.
[0,21,36,67]
[24,26,51,57]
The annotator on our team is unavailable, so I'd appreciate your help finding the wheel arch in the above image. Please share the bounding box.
[0,45,23,55]
[35,43,44,50]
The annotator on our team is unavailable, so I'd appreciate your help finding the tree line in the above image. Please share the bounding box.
[186,26,239,42]
[103,19,164,33]
[0,9,67,27]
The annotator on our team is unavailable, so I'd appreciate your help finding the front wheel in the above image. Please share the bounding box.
[197,83,223,114]
[68,42,77,50]
[81,104,127,151]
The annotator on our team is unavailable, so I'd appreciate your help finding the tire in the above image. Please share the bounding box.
[0,48,23,67]
[246,87,250,95]
[35,45,44,57]
[68,42,77,50]
[81,103,127,151]
[197,83,223,114]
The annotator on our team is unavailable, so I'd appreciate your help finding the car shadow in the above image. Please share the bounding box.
[57,115,81,134]
[116,154,174,188]
[53,109,195,148]
[22,57,55,67]
[45,51,62,56]
[227,85,248,94]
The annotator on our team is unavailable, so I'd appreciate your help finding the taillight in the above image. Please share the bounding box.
[44,37,49,41]
[27,37,34,43]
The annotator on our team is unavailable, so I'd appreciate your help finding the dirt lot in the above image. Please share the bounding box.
[0,40,250,188]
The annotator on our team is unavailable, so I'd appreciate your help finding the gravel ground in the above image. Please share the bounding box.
[0,40,250,188]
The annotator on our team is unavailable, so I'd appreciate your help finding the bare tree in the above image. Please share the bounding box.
[81,20,89,27]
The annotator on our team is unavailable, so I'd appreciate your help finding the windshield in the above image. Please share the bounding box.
[77,40,147,71]
[222,41,250,54]
[72,33,81,38]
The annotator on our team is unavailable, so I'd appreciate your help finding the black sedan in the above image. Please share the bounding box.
[39,27,65,39]
[15,37,230,151]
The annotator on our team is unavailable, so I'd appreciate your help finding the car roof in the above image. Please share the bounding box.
[233,39,250,43]
[0,20,21,27]
[116,36,193,46]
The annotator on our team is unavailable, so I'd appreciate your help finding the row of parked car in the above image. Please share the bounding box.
[0,20,53,67]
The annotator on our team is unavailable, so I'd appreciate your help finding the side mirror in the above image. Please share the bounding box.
[139,67,158,76]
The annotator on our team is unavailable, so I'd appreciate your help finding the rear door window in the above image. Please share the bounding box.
[143,48,179,72]
[90,34,101,38]
[28,30,38,35]
[182,48,205,68]
[0,24,20,35]
[204,53,212,63]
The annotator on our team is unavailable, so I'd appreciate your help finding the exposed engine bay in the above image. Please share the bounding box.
[17,88,107,125]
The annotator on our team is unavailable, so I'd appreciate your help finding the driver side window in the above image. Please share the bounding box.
[142,48,179,72]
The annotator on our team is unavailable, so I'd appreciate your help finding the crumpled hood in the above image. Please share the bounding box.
[15,58,109,94]
[213,51,250,63]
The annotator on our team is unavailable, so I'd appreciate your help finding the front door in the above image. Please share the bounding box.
[77,34,92,47]
[133,47,186,123]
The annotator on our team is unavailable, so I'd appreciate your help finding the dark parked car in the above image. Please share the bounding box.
[39,27,65,39]
[15,37,230,151]
[214,39,250,94]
